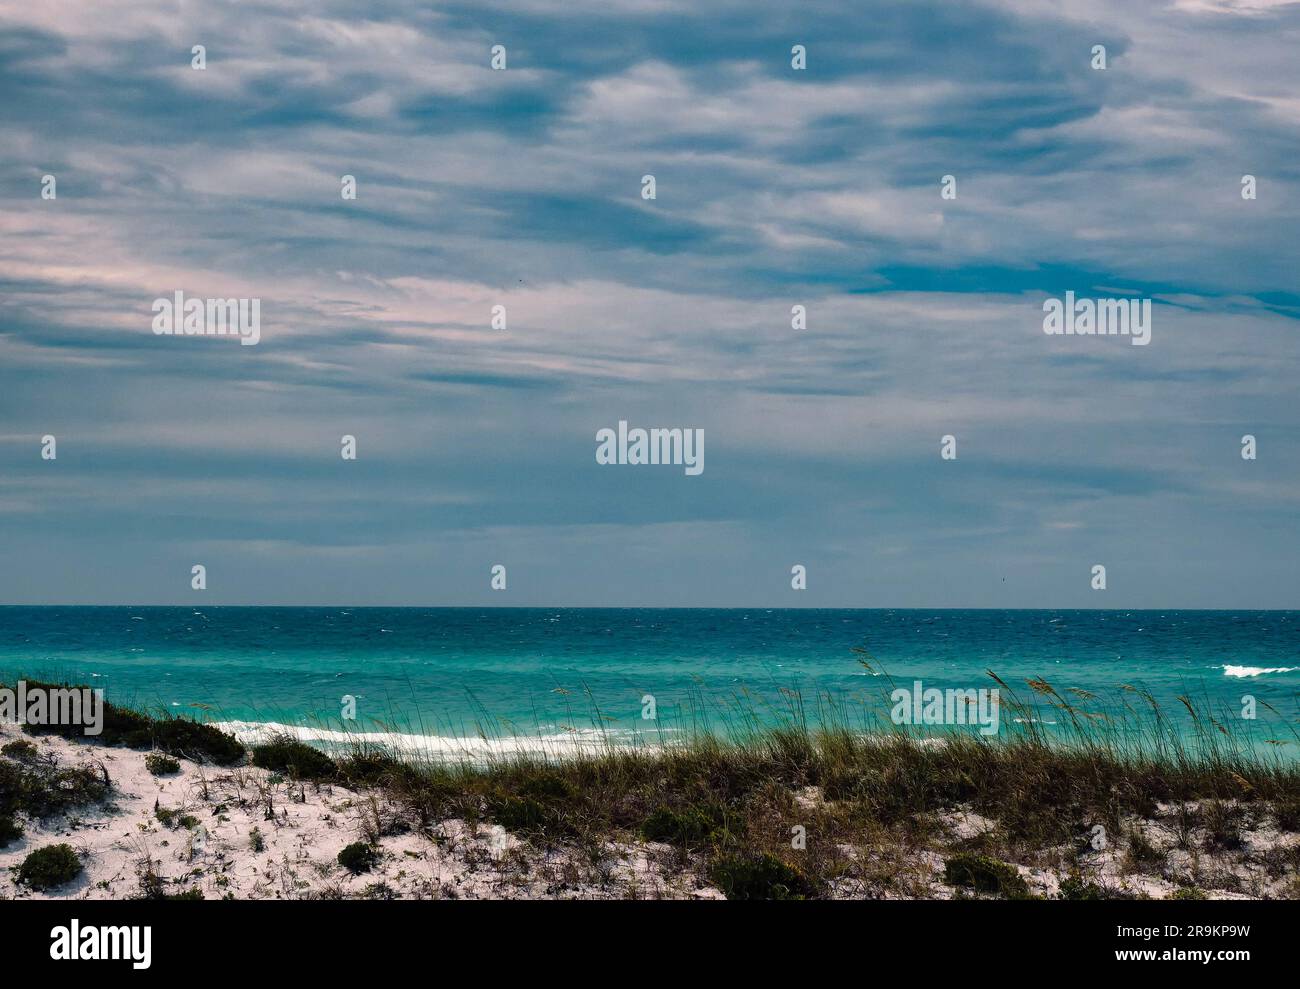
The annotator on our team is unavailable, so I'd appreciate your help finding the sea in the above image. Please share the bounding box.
[1,607,1296,759]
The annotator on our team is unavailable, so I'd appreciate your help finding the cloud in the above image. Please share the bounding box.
[1,0,1297,606]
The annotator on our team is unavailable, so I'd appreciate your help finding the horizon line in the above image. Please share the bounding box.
[0,604,1295,613]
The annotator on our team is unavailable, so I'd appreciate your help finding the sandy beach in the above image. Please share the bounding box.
[0,721,722,899]
[3,719,1296,901]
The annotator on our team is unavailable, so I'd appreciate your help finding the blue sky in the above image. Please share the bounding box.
[1,0,1297,607]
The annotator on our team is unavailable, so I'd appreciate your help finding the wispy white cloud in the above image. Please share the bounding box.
[1,0,1296,606]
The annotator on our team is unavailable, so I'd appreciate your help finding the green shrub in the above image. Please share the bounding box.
[338,842,380,874]
[1,739,39,761]
[0,814,23,847]
[17,843,83,890]
[144,752,181,776]
[251,736,337,781]
[338,752,402,787]
[0,761,20,815]
[8,679,243,765]
[43,766,112,815]
[0,759,111,820]
[516,773,576,802]
[943,853,1030,897]
[642,805,724,847]
[1172,886,1208,900]
[1059,873,1107,900]
[153,806,199,830]
[148,718,244,765]
[248,827,265,853]
[487,794,545,833]
[711,853,817,900]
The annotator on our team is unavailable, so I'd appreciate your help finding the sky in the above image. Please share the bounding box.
[0,0,1297,608]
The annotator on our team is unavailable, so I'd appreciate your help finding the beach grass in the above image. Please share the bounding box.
[3,670,1298,899]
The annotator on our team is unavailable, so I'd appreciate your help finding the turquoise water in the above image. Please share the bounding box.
[1,607,1296,756]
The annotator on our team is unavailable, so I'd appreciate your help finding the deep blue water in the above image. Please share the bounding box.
[1,608,1296,754]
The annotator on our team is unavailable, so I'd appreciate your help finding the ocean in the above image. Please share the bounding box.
[1,607,1296,758]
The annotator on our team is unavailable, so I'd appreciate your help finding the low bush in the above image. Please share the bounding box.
[1,739,39,761]
[0,814,23,847]
[943,853,1030,898]
[338,842,380,874]
[251,736,337,781]
[711,853,817,900]
[17,844,83,890]
[144,752,181,776]
[8,679,243,765]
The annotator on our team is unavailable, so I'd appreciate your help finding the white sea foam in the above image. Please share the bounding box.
[1222,665,1298,678]
[210,720,677,762]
